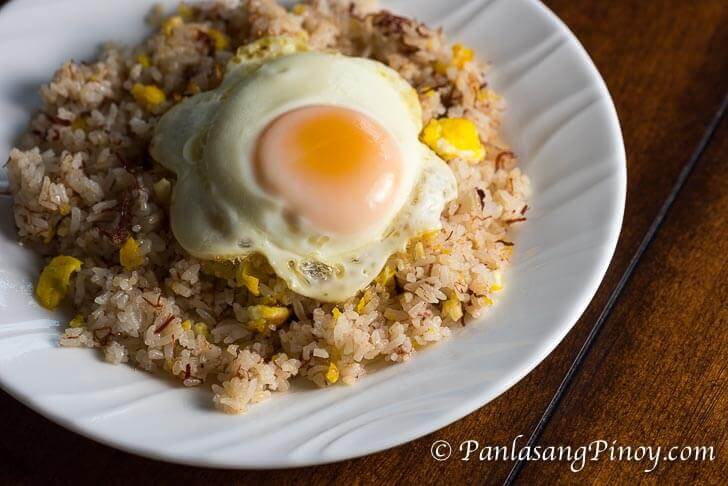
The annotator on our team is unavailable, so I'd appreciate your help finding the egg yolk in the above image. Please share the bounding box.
[254,105,405,235]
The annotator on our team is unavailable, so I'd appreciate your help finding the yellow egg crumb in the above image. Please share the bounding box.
[70,117,87,132]
[41,226,55,244]
[356,289,373,314]
[207,28,230,51]
[58,203,71,216]
[452,43,474,68]
[433,59,449,75]
[442,292,463,321]
[69,314,85,328]
[501,245,513,259]
[433,245,451,255]
[414,241,426,260]
[131,83,166,110]
[421,229,440,244]
[235,261,260,296]
[259,294,277,306]
[193,322,210,339]
[203,259,267,296]
[241,274,260,296]
[35,255,82,310]
[248,305,290,327]
[181,319,192,331]
[162,15,184,37]
[177,3,194,20]
[477,88,499,105]
[233,35,309,65]
[325,362,340,384]
[420,117,485,163]
[490,271,503,292]
[136,54,151,68]
[119,237,144,270]
[374,264,396,287]
[476,295,494,307]
[201,260,237,280]
[248,319,267,333]
[420,87,435,98]
[292,4,307,14]
[332,307,342,320]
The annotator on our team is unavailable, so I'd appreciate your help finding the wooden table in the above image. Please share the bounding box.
[1,0,726,484]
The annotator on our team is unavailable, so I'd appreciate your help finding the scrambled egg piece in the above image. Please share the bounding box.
[207,28,230,51]
[36,255,82,310]
[162,15,184,37]
[325,362,340,384]
[474,295,493,308]
[120,237,144,270]
[434,44,474,74]
[420,118,485,163]
[248,319,267,333]
[356,289,373,313]
[490,271,503,292]
[421,87,437,100]
[70,117,87,132]
[442,291,463,321]
[250,305,290,325]
[452,43,474,68]
[413,241,426,260]
[201,258,268,296]
[235,261,260,296]
[69,314,85,328]
[477,87,501,104]
[177,3,194,20]
[421,229,440,243]
[231,35,308,66]
[201,260,237,280]
[433,60,449,75]
[193,322,211,339]
[501,245,513,259]
[181,319,192,331]
[332,307,342,320]
[136,54,151,68]
[131,83,166,110]
[41,226,55,244]
[247,305,291,333]
[374,264,396,287]
[421,229,451,254]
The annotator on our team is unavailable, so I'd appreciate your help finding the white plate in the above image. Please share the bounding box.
[0,0,625,468]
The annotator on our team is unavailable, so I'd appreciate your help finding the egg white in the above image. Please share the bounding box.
[152,38,457,301]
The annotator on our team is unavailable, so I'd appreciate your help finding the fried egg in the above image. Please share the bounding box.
[151,36,457,301]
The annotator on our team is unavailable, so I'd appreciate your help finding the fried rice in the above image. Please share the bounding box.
[6,0,530,413]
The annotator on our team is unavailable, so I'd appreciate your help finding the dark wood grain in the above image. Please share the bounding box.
[515,117,728,485]
[0,0,727,484]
